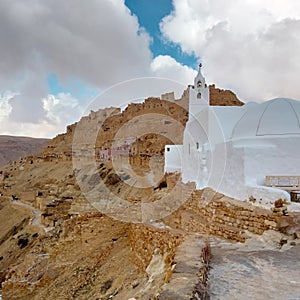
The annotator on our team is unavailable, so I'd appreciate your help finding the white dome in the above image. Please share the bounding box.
[231,98,300,139]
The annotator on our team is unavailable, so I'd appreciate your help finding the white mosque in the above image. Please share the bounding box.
[164,64,300,202]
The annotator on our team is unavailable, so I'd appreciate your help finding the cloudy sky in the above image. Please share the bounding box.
[1,0,300,138]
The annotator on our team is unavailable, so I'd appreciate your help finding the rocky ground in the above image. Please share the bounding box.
[1,153,300,299]
[208,236,300,299]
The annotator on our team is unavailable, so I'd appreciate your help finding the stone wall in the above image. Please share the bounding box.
[164,188,279,242]
[128,223,184,271]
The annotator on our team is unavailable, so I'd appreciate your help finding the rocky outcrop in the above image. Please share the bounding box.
[209,84,244,106]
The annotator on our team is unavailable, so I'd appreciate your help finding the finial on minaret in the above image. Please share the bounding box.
[199,62,202,68]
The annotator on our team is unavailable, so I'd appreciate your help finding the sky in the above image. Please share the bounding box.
[0,0,300,138]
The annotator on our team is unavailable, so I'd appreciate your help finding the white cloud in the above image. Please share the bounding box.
[0,0,154,137]
[0,0,202,138]
[0,120,65,138]
[0,91,82,138]
[151,55,196,84]
[160,0,300,101]
[0,0,270,138]
[42,93,81,125]
[0,91,15,121]
[0,0,152,89]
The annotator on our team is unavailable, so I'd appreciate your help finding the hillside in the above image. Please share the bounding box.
[0,136,49,167]
[4,87,299,299]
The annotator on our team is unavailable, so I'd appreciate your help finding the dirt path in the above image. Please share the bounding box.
[11,200,45,230]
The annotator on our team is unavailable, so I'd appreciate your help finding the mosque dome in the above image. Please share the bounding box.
[231,98,300,139]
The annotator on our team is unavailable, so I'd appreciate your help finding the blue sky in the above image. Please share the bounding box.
[47,73,98,100]
[125,0,198,68]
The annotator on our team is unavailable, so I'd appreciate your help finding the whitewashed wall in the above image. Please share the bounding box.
[164,145,183,173]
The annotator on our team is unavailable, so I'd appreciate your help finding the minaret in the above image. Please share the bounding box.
[188,63,209,120]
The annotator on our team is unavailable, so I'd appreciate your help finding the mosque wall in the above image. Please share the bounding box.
[164,145,182,173]
[166,67,300,205]
[204,136,300,202]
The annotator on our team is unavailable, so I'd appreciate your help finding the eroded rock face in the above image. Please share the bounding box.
[209,84,244,106]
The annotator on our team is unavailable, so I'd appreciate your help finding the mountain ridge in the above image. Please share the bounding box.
[0,135,49,167]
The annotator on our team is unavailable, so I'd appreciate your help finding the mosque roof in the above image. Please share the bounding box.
[231,98,300,139]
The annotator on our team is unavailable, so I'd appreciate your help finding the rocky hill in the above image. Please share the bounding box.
[0,136,49,167]
[3,86,300,299]
[42,85,243,171]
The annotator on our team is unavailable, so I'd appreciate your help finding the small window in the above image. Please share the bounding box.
[197,80,202,88]
[197,92,201,99]
[196,142,199,149]
[167,147,170,152]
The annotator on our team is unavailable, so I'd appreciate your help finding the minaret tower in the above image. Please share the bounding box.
[188,63,209,119]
